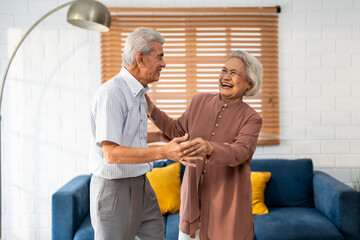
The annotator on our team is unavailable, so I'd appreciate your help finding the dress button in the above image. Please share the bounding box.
[224,104,228,107]
[219,115,222,119]
[215,123,219,127]
[222,108,225,111]
[205,161,208,165]
[211,132,215,136]
[203,170,207,174]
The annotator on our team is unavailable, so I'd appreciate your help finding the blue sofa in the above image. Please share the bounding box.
[52,160,182,240]
[251,159,360,240]
[52,159,360,240]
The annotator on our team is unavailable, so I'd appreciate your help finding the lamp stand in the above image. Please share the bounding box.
[0,0,110,237]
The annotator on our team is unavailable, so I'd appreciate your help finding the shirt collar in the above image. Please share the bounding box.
[120,67,149,97]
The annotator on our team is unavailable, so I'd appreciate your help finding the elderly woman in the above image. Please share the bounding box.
[147,50,263,240]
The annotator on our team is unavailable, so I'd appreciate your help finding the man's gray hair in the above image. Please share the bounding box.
[228,50,263,97]
[122,27,165,67]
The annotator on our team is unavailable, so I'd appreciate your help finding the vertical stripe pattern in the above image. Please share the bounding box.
[89,67,152,179]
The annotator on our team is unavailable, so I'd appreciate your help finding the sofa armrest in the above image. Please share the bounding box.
[313,171,360,240]
[52,175,92,240]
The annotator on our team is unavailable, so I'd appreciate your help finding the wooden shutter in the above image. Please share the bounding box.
[100,7,280,145]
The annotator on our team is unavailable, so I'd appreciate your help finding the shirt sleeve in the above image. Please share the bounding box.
[93,88,126,147]
[209,112,263,167]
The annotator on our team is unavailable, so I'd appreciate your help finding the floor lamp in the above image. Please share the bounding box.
[0,0,111,237]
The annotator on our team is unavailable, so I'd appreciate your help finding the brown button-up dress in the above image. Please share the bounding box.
[151,93,262,240]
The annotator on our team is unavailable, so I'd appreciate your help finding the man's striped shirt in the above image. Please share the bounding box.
[89,67,152,179]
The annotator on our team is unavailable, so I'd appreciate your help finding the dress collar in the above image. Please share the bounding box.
[216,93,243,108]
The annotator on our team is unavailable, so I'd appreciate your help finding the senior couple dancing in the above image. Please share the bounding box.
[89,27,263,240]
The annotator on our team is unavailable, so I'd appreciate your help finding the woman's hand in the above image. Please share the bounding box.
[163,134,203,167]
[183,137,213,157]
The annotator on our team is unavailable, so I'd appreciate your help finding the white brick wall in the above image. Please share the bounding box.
[1,0,360,239]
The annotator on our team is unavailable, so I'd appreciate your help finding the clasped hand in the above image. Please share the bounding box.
[164,134,213,167]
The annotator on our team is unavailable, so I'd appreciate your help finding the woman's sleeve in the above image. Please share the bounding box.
[209,113,263,167]
[149,100,192,139]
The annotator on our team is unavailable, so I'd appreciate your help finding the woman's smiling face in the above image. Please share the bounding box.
[218,57,251,103]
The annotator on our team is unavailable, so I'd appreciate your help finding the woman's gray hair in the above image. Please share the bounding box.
[228,50,263,97]
[122,27,165,67]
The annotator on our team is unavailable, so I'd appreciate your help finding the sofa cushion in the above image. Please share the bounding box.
[254,207,344,240]
[74,213,94,240]
[154,159,185,180]
[251,159,314,207]
[165,213,180,240]
[251,171,271,215]
[147,162,181,214]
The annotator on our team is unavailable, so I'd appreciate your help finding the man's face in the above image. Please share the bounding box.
[140,41,166,86]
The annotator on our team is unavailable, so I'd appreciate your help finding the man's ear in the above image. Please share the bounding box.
[136,52,145,67]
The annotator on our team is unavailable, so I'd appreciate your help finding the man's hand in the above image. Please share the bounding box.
[164,133,203,167]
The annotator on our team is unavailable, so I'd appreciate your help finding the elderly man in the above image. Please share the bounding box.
[89,27,201,240]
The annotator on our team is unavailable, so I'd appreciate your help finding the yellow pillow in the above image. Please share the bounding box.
[251,171,271,215]
[146,162,181,215]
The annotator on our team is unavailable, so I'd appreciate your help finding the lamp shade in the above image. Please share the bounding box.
[67,0,111,32]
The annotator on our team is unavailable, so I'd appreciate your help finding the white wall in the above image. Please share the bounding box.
[0,0,359,239]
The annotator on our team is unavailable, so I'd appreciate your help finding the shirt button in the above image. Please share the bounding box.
[224,104,228,107]
[222,108,225,111]
[215,123,219,127]
[203,170,207,174]
[205,161,209,164]
[219,115,222,119]
[211,132,215,136]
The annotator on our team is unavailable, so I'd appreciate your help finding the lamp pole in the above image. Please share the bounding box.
[0,0,111,236]
[0,1,76,109]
